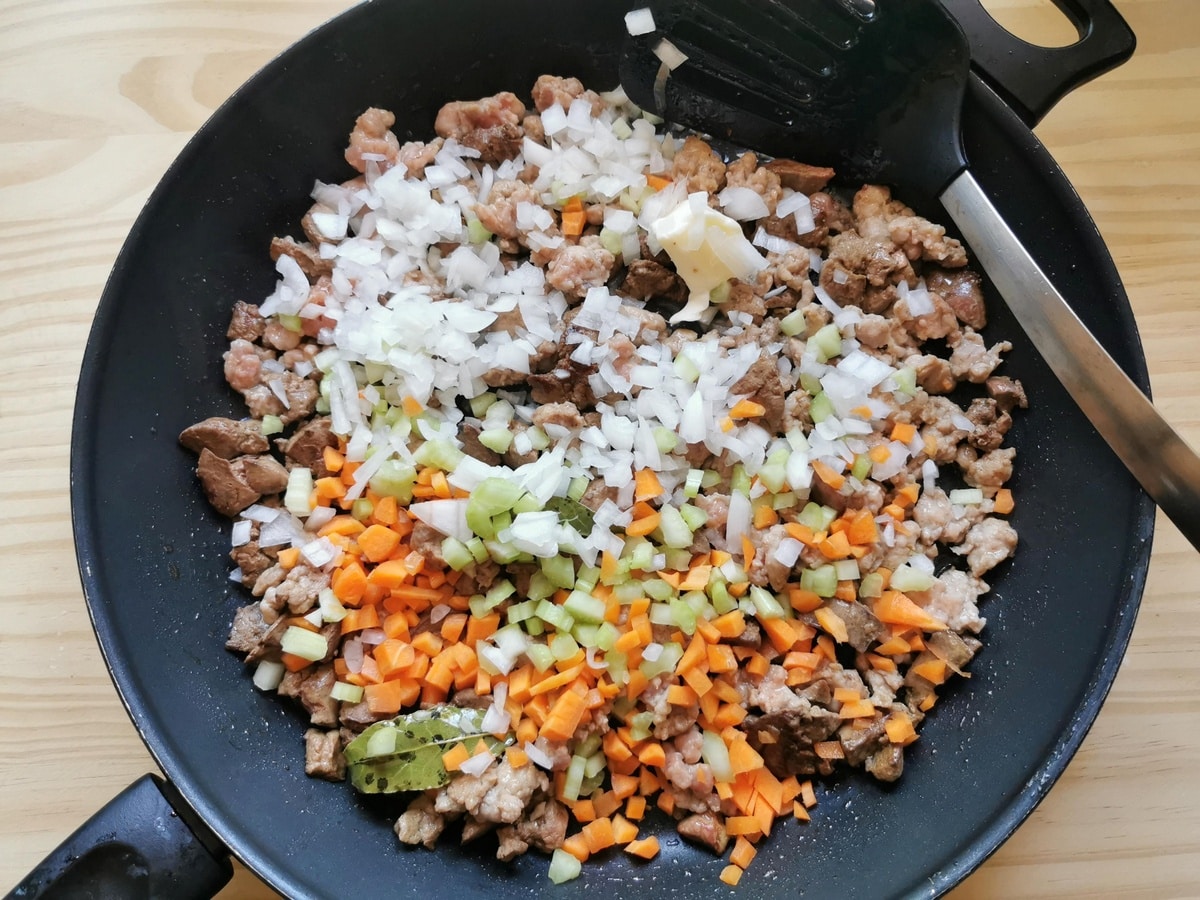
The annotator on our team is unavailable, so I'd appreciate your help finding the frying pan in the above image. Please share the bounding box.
[10,0,1154,897]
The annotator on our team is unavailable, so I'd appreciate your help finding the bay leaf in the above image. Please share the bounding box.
[345,705,509,794]
[545,496,594,534]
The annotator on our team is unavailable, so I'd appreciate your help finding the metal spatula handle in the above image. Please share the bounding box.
[942,172,1200,549]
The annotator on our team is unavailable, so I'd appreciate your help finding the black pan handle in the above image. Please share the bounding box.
[4,775,232,900]
[940,0,1136,126]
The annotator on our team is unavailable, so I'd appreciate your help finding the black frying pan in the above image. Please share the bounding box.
[14,1,1153,897]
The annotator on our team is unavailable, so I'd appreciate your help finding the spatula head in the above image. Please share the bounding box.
[620,0,972,201]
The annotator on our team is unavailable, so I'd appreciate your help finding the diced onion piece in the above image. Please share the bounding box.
[252,660,285,691]
[653,38,689,70]
[625,7,656,35]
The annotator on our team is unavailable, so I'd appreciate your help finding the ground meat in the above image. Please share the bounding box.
[473,180,541,240]
[278,417,337,476]
[262,563,330,617]
[819,231,916,313]
[677,812,729,855]
[227,301,266,342]
[395,794,445,849]
[304,729,345,781]
[531,74,604,115]
[345,107,401,173]
[888,216,968,266]
[458,421,502,466]
[915,569,987,633]
[725,152,783,215]
[865,744,905,782]
[496,797,569,861]
[398,138,443,178]
[225,603,269,657]
[642,676,699,740]
[619,258,686,304]
[962,446,1016,488]
[230,539,276,585]
[748,524,797,591]
[895,292,959,342]
[528,359,599,408]
[744,706,840,777]
[531,401,586,431]
[926,266,986,329]
[730,355,786,432]
[179,417,269,459]
[671,135,726,194]
[763,158,835,194]
[223,339,263,393]
[545,235,614,298]
[913,487,980,545]
[278,663,338,727]
[434,91,525,163]
[956,518,1018,576]
[270,235,332,281]
[965,398,1012,452]
[434,758,548,824]
[949,330,1011,382]
[917,396,973,464]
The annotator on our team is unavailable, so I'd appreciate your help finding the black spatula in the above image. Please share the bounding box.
[620,0,1200,551]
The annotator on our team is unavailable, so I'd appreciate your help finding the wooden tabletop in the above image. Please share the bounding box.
[1,1,1197,897]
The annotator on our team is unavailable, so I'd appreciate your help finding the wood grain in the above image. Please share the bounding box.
[0,1,1196,897]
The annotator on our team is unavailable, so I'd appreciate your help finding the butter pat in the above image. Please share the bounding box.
[649,192,768,323]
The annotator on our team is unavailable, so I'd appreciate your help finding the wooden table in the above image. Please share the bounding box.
[1,1,1196,896]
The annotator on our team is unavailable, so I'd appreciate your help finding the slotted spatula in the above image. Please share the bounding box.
[620,0,1200,551]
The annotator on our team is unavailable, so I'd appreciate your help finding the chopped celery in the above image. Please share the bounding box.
[486,580,516,607]
[669,597,697,634]
[799,372,823,396]
[759,462,787,493]
[277,313,303,333]
[540,554,576,590]
[639,641,683,679]
[412,438,464,471]
[701,469,723,489]
[773,491,797,510]
[890,564,936,592]
[330,681,364,704]
[534,599,575,634]
[466,217,493,244]
[626,539,655,572]
[573,623,599,648]
[280,625,327,661]
[284,468,314,517]
[507,599,538,625]
[701,729,734,782]
[441,537,475,571]
[779,307,807,337]
[800,564,838,598]
[260,414,284,436]
[797,501,837,532]
[810,391,834,423]
[653,426,679,453]
[678,503,708,533]
[648,602,674,626]
[478,427,514,454]
[483,539,520,564]
[851,453,873,482]
[369,459,417,503]
[834,558,861,581]
[351,498,374,521]
[526,426,551,451]
[512,492,543,515]
[465,537,490,564]
[550,632,580,661]
[892,365,917,396]
[629,711,655,742]
[575,564,601,594]
[612,580,645,604]
[563,590,607,625]
[567,476,589,502]
[526,641,556,672]
[749,585,787,619]
[599,226,624,257]
[673,352,700,383]
[731,463,751,496]
[643,577,676,602]
[684,468,705,498]
[812,323,843,362]
[563,754,588,801]
[575,733,603,758]
[469,392,498,418]
[583,751,607,779]
[858,571,885,599]
[709,579,736,614]
[657,504,694,549]
[526,570,556,603]
[548,849,582,885]
[595,621,621,651]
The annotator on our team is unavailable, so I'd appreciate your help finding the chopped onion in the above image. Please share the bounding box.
[458,750,495,777]
[653,38,689,70]
[625,7,656,35]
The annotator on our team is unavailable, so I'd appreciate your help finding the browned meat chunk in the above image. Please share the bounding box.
[676,811,729,855]
[410,520,449,567]
[620,258,686,304]
[838,714,888,767]
[957,517,1018,576]
[234,455,290,495]
[744,707,840,777]
[279,417,337,475]
[820,231,915,313]
[340,698,387,732]
[196,449,275,516]
[397,138,443,178]
[179,417,268,459]
[531,401,586,431]
[965,398,1013,452]
[278,663,339,727]
[926,266,987,329]
[825,599,887,652]
[433,758,549,824]
[949,330,1011,383]
[270,235,332,280]
[986,375,1028,413]
[730,355,786,432]
[546,235,615,298]
[304,728,346,781]
[227,300,265,342]
[895,292,959,342]
[345,107,401,173]
[725,282,766,322]
[434,91,526,163]
[241,373,320,425]
[865,744,904,782]
[230,539,276,585]
[925,630,982,672]
[671,136,726,194]
[763,158,835,194]
[528,359,598,408]
[459,421,502,466]
[531,74,604,115]
[226,603,269,656]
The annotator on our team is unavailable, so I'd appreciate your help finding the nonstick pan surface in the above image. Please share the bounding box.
[66,1,1155,897]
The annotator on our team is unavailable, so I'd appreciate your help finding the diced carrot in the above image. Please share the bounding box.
[332,560,368,605]
[410,630,443,657]
[712,702,748,729]
[634,468,664,501]
[753,504,779,528]
[729,399,766,419]
[364,678,419,714]
[994,487,1014,515]
[610,813,639,845]
[730,836,757,869]
[885,710,919,745]
[874,634,911,656]
[442,741,471,773]
[725,816,761,837]
[720,865,744,887]
[706,643,738,673]
[896,483,920,507]
[711,610,747,639]
[625,794,647,820]
[793,800,811,821]
[868,444,892,464]
[561,833,591,863]
[744,651,770,678]
[813,741,844,760]
[787,588,823,613]
[366,558,412,590]
[276,546,301,570]
[811,458,846,490]
[625,510,661,537]
[655,791,675,815]
[890,421,917,444]
[727,737,764,775]
[874,590,948,631]
[624,836,660,859]
[838,698,876,719]
[540,689,588,742]
[636,741,666,768]
[646,173,673,191]
[813,607,849,644]
[665,683,698,707]
[846,509,879,545]
[818,529,852,560]
[682,666,713,697]
[582,817,616,853]
[341,604,381,635]
[371,494,398,526]
[572,799,597,823]
[357,523,402,563]
[911,657,949,685]
[373,640,415,678]
[439,612,468,643]
[759,618,798,654]
[784,521,816,545]
[465,612,501,645]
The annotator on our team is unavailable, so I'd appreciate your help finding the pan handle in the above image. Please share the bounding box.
[4,775,232,900]
[940,0,1136,126]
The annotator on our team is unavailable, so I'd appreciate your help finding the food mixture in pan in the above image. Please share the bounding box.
[180,74,1022,886]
